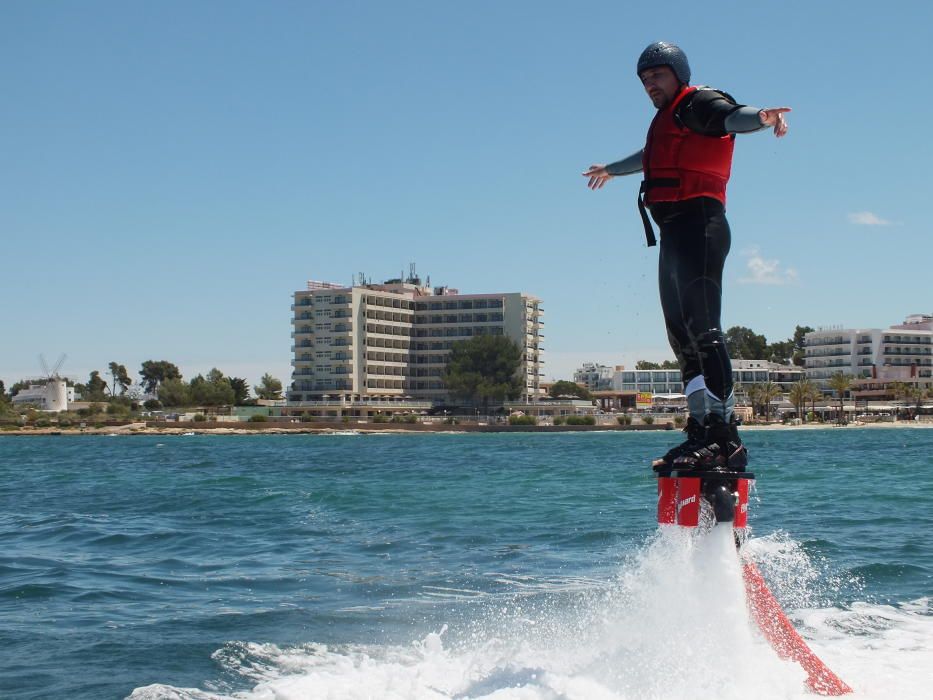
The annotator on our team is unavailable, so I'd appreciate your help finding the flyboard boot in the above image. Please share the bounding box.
[654,413,750,535]
[655,414,753,537]
[651,416,706,470]
[673,413,748,472]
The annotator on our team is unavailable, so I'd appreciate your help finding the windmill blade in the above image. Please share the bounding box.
[52,354,67,377]
[39,354,51,377]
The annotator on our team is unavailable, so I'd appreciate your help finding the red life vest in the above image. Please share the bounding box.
[642,85,735,206]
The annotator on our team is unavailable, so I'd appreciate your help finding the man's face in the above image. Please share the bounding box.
[639,65,681,109]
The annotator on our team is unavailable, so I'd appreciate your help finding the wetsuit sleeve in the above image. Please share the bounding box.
[677,89,764,136]
[724,106,767,133]
[605,149,644,176]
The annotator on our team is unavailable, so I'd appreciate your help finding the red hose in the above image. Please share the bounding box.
[742,561,853,695]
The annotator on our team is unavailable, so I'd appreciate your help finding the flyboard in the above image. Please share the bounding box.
[656,465,852,696]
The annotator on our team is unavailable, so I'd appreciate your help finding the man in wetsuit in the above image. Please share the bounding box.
[582,41,790,470]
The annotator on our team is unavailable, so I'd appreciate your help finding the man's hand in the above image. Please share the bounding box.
[758,107,791,137]
[582,164,614,190]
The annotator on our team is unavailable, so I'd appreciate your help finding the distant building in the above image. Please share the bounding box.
[611,368,684,395]
[11,380,73,412]
[573,363,616,392]
[288,275,544,416]
[805,314,932,391]
[575,360,802,409]
[732,359,804,392]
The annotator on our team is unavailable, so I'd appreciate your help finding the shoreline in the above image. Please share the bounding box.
[1,420,930,437]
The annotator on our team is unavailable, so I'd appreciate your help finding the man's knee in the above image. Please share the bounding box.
[694,327,727,351]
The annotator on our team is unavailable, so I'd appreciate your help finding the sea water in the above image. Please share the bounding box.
[0,428,930,699]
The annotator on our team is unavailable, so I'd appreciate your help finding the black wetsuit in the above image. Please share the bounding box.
[607,89,764,405]
[652,195,732,401]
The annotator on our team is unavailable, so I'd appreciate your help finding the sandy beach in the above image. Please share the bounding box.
[2,419,930,437]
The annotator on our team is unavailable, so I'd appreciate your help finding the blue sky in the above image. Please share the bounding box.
[2,1,930,391]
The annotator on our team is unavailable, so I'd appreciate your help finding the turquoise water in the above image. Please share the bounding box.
[1,429,931,699]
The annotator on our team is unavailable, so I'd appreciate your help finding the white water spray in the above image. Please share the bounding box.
[129,526,932,700]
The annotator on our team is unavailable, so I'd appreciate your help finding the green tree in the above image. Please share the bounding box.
[745,383,761,420]
[765,340,795,365]
[442,335,524,411]
[189,369,235,406]
[228,377,251,405]
[634,360,679,370]
[548,380,592,400]
[827,372,851,424]
[789,379,816,422]
[255,373,284,400]
[157,378,190,407]
[108,362,132,396]
[792,325,815,366]
[8,379,35,398]
[139,360,182,395]
[85,371,109,401]
[892,382,927,419]
[725,326,768,360]
[756,381,782,422]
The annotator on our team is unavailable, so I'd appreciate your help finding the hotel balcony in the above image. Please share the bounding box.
[288,398,433,409]
[883,349,932,356]
[806,349,853,357]
[807,338,851,347]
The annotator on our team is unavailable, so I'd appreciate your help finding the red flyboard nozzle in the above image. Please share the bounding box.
[675,477,702,527]
[733,478,751,529]
[657,477,677,524]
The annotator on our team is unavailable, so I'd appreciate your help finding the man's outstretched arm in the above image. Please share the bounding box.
[682,89,790,138]
[724,105,790,137]
[582,149,644,189]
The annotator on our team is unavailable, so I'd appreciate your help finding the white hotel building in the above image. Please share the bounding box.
[288,277,544,416]
[805,314,933,391]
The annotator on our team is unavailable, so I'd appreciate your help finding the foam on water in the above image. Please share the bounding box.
[129,526,932,700]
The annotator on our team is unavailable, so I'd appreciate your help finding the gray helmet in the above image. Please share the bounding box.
[637,41,690,84]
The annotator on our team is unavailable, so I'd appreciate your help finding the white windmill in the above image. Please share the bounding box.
[39,353,69,412]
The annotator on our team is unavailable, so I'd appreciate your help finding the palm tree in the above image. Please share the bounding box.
[891,381,909,419]
[746,384,762,422]
[893,381,929,419]
[807,381,823,421]
[757,381,783,422]
[827,372,851,425]
[789,379,815,422]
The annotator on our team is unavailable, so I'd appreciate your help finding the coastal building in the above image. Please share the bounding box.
[611,368,683,394]
[576,360,802,412]
[805,314,933,391]
[573,363,616,392]
[11,379,73,412]
[732,359,804,392]
[288,274,544,416]
[574,361,802,395]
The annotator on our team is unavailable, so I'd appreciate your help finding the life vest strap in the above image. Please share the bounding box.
[636,179,678,247]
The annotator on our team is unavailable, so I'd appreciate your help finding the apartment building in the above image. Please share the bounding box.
[805,314,932,390]
[595,359,802,396]
[288,276,544,415]
[573,363,617,392]
[611,368,684,395]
